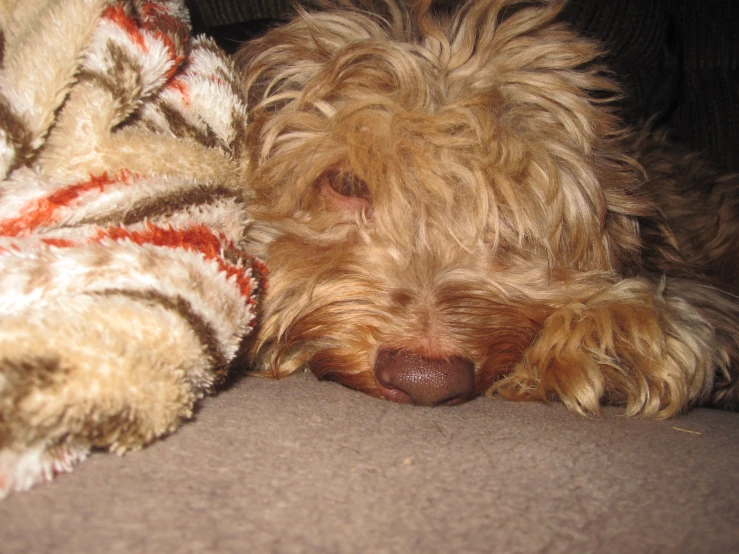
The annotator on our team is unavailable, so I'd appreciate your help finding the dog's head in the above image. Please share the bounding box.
[236,0,645,405]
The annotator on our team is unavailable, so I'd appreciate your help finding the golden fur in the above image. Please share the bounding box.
[236,0,739,417]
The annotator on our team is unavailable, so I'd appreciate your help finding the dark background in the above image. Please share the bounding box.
[185,0,739,173]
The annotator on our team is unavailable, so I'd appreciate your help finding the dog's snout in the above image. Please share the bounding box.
[374,349,475,406]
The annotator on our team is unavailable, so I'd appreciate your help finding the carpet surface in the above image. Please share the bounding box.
[2,371,738,553]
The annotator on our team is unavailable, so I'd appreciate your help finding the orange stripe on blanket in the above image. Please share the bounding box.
[139,2,188,82]
[208,75,227,88]
[0,171,132,237]
[93,223,266,303]
[101,3,186,82]
[41,238,77,248]
[166,78,191,107]
[102,4,148,51]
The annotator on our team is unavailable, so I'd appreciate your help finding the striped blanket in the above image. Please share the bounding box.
[0,0,265,497]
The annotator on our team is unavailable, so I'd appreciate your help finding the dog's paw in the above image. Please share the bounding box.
[492,278,720,417]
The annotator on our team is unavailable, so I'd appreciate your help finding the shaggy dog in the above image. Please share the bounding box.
[236,0,739,417]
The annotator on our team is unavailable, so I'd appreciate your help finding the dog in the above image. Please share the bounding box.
[235,0,739,418]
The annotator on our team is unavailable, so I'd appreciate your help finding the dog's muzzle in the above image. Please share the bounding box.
[374,349,475,406]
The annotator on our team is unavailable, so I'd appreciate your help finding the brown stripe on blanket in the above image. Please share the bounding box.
[213,64,248,107]
[203,61,249,159]
[157,101,222,149]
[137,116,167,136]
[77,42,145,127]
[0,357,70,446]
[229,106,249,164]
[0,29,5,67]
[205,62,249,160]
[221,243,251,267]
[0,353,187,451]
[0,95,34,173]
[0,356,70,401]
[92,288,232,384]
[128,0,189,58]
[78,184,239,227]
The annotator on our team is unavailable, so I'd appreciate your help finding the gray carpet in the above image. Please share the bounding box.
[2,372,738,553]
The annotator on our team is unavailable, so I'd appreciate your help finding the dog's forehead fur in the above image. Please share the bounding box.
[238,0,642,270]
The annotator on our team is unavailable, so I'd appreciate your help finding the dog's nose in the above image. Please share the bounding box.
[374,349,475,406]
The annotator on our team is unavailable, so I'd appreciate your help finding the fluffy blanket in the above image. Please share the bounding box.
[0,0,265,497]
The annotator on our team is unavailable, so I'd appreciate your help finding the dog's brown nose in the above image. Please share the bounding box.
[374,349,475,406]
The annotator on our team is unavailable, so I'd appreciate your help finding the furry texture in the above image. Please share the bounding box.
[236,0,739,417]
[0,0,265,497]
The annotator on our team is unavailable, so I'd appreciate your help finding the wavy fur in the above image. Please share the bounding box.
[236,0,739,417]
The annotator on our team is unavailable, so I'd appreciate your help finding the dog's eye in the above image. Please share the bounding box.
[325,171,370,199]
[318,169,373,217]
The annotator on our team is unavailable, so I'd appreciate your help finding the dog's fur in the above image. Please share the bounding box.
[236,0,739,417]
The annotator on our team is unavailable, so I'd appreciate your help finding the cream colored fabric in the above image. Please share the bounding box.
[0,0,263,497]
